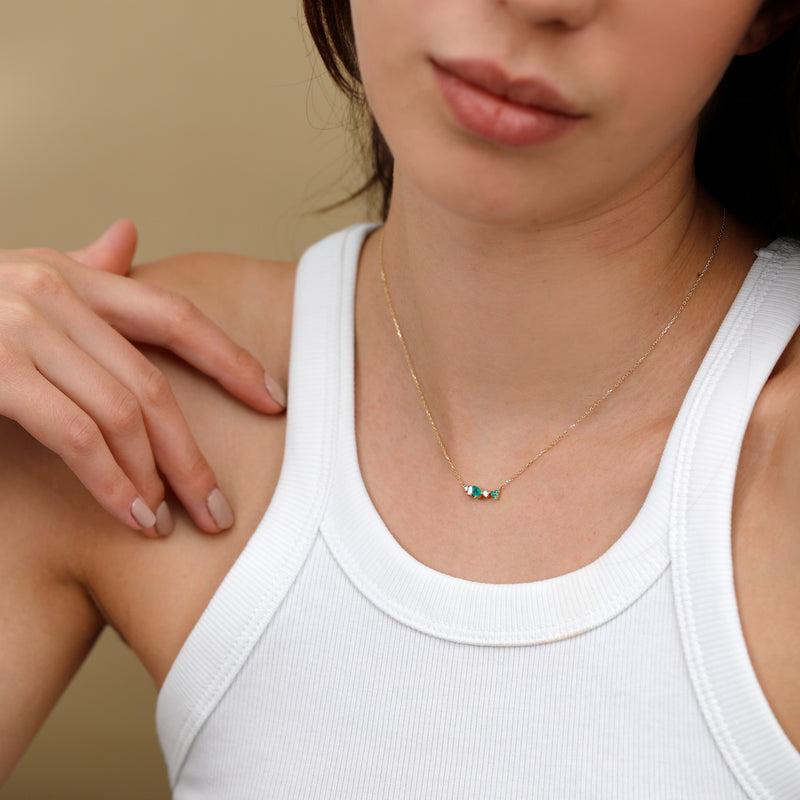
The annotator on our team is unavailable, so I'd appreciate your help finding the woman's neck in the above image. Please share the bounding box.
[356,172,760,473]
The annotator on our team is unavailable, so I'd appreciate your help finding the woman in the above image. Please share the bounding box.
[1,0,799,796]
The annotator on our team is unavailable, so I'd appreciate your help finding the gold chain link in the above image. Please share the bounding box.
[379,210,726,500]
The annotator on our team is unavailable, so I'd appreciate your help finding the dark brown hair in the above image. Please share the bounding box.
[303,0,800,237]
[696,15,800,239]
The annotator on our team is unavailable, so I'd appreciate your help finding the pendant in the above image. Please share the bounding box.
[464,485,501,500]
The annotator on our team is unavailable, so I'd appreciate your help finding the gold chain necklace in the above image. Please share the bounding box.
[379,210,726,501]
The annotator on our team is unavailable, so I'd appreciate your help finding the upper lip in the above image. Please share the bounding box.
[433,57,584,117]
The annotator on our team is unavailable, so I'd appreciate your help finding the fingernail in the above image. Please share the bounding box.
[264,373,286,408]
[207,487,234,530]
[155,501,174,537]
[131,497,157,529]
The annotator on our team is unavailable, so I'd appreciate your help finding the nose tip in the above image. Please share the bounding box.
[496,0,600,30]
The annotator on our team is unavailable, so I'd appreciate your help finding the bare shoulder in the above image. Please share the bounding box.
[733,323,800,751]
[0,250,298,555]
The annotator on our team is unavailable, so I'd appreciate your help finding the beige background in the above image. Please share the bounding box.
[0,1,367,797]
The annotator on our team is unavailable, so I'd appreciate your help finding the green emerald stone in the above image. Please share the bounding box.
[470,486,482,498]
[491,490,499,499]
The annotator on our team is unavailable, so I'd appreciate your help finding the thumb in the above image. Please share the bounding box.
[68,218,139,275]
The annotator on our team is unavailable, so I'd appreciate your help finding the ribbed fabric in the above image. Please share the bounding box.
[156,225,800,798]
[671,239,800,798]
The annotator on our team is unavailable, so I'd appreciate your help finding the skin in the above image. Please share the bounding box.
[0,221,285,538]
[1,0,799,782]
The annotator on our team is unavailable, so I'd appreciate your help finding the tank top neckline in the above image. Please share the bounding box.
[319,223,787,645]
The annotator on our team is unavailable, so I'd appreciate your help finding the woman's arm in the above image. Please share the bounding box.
[0,418,106,783]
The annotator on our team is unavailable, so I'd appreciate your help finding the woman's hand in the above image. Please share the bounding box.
[0,220,286,537]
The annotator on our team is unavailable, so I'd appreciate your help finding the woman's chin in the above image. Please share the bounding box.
[394,158,599,229]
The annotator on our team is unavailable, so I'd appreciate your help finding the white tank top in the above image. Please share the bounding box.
[157,224,800,799]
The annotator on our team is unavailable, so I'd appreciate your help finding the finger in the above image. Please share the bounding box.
[136,382,236,536]
[2,368,162,538]
[73,271,285,413]
[27,326,167,519]
[14,247,285,414]
[67,219,138,275]
[37,298,234,533]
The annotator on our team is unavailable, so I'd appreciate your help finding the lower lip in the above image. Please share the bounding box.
[433,63,582,148]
